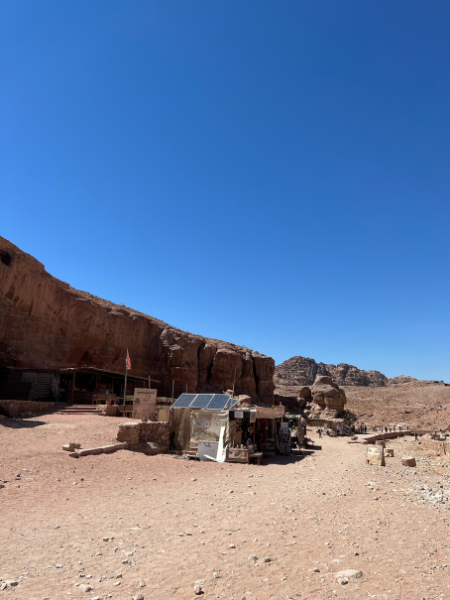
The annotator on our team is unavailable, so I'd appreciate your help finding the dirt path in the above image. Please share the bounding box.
[1,414,449,599]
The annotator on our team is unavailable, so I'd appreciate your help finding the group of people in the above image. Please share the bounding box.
[315,427,337,438]
[378,425,408,434]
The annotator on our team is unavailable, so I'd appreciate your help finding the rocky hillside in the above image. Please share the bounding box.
[0,237,274,404]
[275,355,388,394]
[344,381,450,430]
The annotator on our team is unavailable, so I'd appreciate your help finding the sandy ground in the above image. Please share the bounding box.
[343,383,450,431]
[1,414,450,600]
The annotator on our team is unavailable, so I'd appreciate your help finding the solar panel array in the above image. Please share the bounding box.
[171,393,238,410]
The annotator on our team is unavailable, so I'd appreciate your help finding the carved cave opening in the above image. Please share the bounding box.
[0,250,11,266]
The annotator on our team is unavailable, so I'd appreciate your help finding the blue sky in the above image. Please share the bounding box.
[1,1,449,381]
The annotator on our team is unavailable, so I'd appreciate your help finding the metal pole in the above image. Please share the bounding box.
[123,352,128,409]
[186,383,188,393]
[229,366,237,409]
[123,367,128,408]
[172,379,175,400]
[148,375,151,389]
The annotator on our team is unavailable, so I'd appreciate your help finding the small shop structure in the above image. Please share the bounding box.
[58,367,152,404]
[0,365,153,404]
[170,393,289,463]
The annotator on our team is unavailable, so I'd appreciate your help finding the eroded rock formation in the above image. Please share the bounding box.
[308,374,347,418]
[0,237,274,404]
[275,355,388,391]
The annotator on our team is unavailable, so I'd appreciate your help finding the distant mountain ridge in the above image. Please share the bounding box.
[275,355,420,391]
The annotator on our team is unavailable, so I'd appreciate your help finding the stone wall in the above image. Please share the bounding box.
[117,421,170,451]
[0,399,55,417]
[361,430,432,444]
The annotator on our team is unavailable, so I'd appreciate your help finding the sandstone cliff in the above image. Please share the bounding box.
[275,355,388,392]
[0,237,274,404]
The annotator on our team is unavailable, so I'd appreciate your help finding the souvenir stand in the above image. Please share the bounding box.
[170,393,285,464]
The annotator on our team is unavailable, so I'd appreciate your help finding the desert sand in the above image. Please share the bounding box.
[1,413,450,599]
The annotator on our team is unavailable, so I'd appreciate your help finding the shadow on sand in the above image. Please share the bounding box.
[260,445,323,466]
[0,417,47,429]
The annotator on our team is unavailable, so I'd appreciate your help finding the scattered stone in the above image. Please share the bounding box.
[78,583,94,592]
[213,572,219,579]
[229,544,236,548]
[113,581,121,586]
[194,584,202,595]
[139,579,146,586]
[133,595,144,600]
[262,557,271,563]
[338,577,349,585]
[248,555,257,561]
[402,457,416,467]
[336,569,363,579]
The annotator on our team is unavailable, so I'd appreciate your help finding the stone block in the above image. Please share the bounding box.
[78,447,103,456]
[101,443,127,453]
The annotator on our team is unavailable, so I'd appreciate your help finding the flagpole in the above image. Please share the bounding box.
[123,349,128,410]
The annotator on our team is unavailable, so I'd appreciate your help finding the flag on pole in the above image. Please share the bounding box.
[126,350,131,371]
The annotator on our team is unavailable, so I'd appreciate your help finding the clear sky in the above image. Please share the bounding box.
[1,1,449,381]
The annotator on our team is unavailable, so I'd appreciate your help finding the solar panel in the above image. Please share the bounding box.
[207,394,232,410]
[172,393,241,410]
[190,394,214,408]
[172,393,197,408]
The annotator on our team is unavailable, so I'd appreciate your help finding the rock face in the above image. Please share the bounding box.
[0,237,275,404]
[388,375,418,385]
[275,355,388,390]
[308,375,347,418]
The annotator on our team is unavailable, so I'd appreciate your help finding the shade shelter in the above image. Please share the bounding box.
[170,393,286,462]
[170,393,239,451]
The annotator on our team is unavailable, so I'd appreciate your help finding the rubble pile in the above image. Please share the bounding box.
[406,484,450,509]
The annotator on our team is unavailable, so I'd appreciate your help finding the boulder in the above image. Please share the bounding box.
[309,375,347,418]
[401,456,416,467]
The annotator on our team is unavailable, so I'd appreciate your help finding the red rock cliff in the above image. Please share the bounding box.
[0,237,275,404]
